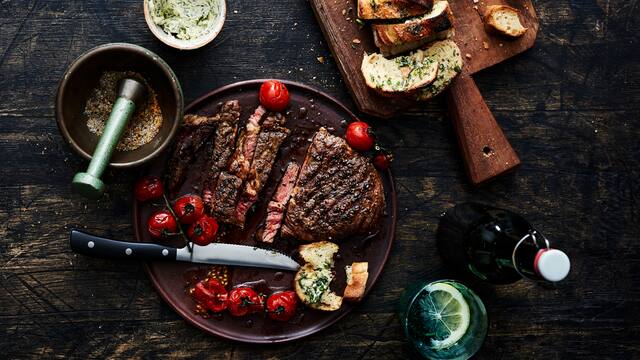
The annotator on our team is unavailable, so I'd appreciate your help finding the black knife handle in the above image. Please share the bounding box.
[69,229,177,261]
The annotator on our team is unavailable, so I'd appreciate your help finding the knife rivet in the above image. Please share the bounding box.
[125,248,132,255]
[162,249,169,256]
[87,241,94,249]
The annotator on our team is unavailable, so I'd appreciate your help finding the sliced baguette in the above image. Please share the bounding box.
[415,40,463,101]
[357,0,432,20]
[344,262,369,302]
[372,0,454,57]
[484,5,528,38]
[361,50,439,95]
[294,241,343,311]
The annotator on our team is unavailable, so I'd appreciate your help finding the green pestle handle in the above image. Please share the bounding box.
[73,78,146,199]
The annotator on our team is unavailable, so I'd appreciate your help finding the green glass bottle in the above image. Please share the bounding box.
[436,203,570,284]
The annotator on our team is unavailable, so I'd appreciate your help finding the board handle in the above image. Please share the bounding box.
[446,75,521,185]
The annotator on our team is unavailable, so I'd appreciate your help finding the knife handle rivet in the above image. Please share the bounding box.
[125,248,132,255]
[87,241,95,249]
[162,249,169,256]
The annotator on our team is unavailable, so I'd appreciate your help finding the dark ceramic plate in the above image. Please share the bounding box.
[133,80,397,343]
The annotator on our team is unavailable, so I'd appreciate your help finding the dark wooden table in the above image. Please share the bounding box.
[1,1,639,358]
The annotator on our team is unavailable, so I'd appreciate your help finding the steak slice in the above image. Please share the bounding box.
[166,101,240,194]
[260,162,300,243]
[228,105,267,179]
[210,172,243,222]
[281,128,385,242]
[233,113,290,227]
[209,105,266,223]
[202,102,242,208]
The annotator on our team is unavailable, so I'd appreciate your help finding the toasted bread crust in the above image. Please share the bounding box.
[344,262,369,302]
[358,0,432,20]
[372,1,453,56]
[483,5,528,38]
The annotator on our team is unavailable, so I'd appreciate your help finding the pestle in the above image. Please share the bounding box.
[72,78,147,199]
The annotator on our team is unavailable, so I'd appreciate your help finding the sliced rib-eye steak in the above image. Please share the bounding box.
[281,128,385,242]
[167,100,240,194]
[233,113,290,227]
[209,105,266,223]
[202,102,242,209]
[260,162,300,243]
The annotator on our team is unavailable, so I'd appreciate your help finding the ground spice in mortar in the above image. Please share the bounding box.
[84,71,163,151]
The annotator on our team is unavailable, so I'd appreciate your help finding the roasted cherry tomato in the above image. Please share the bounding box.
[373,153,393,170]
[187,215,219,246]
[173,194,205,224]
[193,278,228,313]
[259,80,290,112]
[346,121,375,152]
[266,291,298,322]
[227,287,263,317]
[147,210,178,239]
[134,176,164,202]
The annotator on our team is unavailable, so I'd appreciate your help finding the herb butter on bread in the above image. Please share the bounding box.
[372,0,454,57]
[361,50,439,95]
[483,5,528,38]
[294,241,343,311]
[358,0,432,20]
[415,40,463,101]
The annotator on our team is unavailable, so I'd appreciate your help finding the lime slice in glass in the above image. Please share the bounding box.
[418,282,471,350]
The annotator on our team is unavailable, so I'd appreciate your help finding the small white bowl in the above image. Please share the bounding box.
[143,0,226,50]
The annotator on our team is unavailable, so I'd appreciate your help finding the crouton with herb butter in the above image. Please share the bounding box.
[294,241,343,311]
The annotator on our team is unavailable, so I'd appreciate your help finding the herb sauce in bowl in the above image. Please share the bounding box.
[144,0,226,50]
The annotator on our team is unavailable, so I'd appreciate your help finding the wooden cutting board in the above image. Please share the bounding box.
[309,0,539,118]
[310,0,538,185]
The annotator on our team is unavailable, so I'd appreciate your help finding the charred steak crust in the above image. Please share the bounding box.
[209,105,266,223]
[210,172,243,222]
[232,113,291,227]
[260,162,301,243]
[166,101,240,194]
[202,102,241,208]
[281,128,385,242]
[210,101,242,171]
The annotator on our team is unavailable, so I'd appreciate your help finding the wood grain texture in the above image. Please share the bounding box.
[309,0,539,117]
[1,0,640,359]
[447,75,520,185]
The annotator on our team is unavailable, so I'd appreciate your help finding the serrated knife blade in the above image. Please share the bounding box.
[176,243,300,271]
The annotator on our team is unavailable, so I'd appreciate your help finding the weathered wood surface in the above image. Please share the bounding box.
[309,0,538,117]
[1,0,639,358]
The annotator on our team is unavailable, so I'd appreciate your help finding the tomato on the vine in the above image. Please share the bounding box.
[134,176,164,202]
[259,80,290,112]
[346,121,375,152]
[147,210,178,239]
[373,153,393,170]
[193,278,228,313]
[187,215,219,246]
[227,287,263,317]
[266,291,298,321]
[173,194,205,224]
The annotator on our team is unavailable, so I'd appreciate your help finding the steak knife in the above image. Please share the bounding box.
[69,230,300,271]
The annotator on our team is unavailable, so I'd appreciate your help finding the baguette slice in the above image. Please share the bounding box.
[415,40,463,101]
[295,242,343,311]
[484,5,528,38]
[361,50,439,95]
[358,0,432,20]
[344,262,369,302]
[372,0,454,57]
